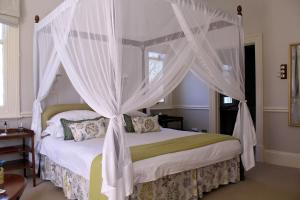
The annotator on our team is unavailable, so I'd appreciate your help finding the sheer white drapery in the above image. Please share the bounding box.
[171,2,256,170]
[32,0,256,199]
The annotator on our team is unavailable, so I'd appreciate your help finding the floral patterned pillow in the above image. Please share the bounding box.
[131,115,160,133]
[68,118,108,142]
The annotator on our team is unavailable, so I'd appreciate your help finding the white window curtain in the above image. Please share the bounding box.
[0,0,20,26]
[31,0,256,199]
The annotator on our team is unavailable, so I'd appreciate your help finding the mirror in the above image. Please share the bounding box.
[289,43,300,126]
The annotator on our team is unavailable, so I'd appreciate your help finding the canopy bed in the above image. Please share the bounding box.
[39,104,241,200]
[31,0,256,199]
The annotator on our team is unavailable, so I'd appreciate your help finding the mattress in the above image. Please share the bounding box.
[39,128,241,184]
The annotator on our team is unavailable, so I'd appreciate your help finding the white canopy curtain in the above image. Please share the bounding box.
[31,0,256,199]
[171,1,256,170]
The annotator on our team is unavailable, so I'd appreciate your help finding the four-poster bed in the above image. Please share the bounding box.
[31,0,256,199]
[39,104,242,200]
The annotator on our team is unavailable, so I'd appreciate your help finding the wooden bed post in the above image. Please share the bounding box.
[237,4,246,181]
[35,15,40,23]
[34,14,40,177]
[240,157,245,181]
[237,5,242,16]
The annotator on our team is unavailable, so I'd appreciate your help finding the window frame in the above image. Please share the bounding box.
[0,23,20,118]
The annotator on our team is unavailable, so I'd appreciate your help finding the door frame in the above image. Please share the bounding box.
[209,33,264,162]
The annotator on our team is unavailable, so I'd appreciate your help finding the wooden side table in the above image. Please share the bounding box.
[0,174,26,200]
[0,129,36,187]
[158,115,184,130]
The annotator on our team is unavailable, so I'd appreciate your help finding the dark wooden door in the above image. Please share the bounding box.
[219,45,256,135]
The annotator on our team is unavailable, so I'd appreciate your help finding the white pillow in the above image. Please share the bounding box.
[46,110,101,138]
[43,124,64,138]
[47,110,101,126]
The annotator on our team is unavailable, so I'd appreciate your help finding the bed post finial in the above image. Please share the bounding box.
[35,15,40,23]
[237,5,242,16]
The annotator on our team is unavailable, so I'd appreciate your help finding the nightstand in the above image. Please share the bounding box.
[158,115,184,130]
[0,129,36,187]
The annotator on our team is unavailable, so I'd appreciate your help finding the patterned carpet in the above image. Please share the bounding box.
[21,162,300,200]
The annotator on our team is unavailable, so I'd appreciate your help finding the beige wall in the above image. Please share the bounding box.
[208,0,300,155]
[262,0,300,154]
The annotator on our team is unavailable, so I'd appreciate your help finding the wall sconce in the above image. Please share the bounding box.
[280,64,287,79]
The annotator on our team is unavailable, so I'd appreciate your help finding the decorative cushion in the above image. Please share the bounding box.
[131,115,160,133]
[123,114,135,132]
[68,118,108,142]
[61,117,104,140]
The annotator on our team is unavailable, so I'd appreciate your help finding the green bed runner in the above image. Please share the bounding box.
[89,133,238,200]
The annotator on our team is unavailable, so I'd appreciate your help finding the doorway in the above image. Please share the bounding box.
[219,45,256,135]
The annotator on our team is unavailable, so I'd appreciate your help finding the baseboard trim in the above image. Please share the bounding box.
[264,149,300,169]
[255,144,264,162]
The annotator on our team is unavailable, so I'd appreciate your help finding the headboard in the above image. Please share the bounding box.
[41,104,93,130]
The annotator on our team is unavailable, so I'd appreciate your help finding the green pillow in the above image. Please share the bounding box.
[123,114,135,132]
[60,117,103,140]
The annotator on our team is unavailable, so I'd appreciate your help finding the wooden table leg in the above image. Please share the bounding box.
[22,138,26,177]
[31,136,36,187]
[180,118,183,130]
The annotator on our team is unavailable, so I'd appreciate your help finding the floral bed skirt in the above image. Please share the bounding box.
[40,155,89,200]
[40,155,240,200]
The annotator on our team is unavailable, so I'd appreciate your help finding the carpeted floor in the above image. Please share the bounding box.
[20,162,300,200]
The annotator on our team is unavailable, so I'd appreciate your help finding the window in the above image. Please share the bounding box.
[148,51,165,103]
[223,96,233,104]
[148,52,164,82]
[0,23,20,118]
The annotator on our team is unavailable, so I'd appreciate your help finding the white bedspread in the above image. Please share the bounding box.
[39,128,241,184]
